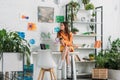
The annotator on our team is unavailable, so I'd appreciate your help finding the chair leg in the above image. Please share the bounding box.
[75,55,80,61]
[50,69,53,80]
[51,68,57,80]
[41,69,45,80]
[38,69,43,80]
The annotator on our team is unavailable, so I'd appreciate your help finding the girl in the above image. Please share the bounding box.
[57,22,74,77]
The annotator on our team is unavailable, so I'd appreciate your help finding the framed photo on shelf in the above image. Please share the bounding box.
[38,6,54,23]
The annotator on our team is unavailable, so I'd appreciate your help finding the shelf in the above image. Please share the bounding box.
[78,9,102,12]
[76,72,92,76]
[73,34,96,37]
[76,47,95,50]
[75,60,95,63]
[52,51,79,55]
[73,21,101,24]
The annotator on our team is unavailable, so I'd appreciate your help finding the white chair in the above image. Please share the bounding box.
[37,50,57,80]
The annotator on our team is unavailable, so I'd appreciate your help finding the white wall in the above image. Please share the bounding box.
[91,0,120,48]
[0,0,64,79]
[1,0,120,49]
[0,0,120,79]
[0,0,65,49]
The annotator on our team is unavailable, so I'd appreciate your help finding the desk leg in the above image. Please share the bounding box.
[71,55,77,80]
[32,55,37,80]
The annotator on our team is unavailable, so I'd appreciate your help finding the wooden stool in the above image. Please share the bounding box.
[38,68,56,80]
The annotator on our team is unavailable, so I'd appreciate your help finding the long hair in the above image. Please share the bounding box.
[58,22,70,40]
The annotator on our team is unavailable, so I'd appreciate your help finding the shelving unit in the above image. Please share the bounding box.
[73,21,101,24]
[73,34,97,37]
[65,4,103,80]
[75,61,95,63]
[76,72,92,76]
[76,47,95,50]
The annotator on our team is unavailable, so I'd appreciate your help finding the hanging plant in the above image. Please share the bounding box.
[67,1,80,21]
[82,0,90,6]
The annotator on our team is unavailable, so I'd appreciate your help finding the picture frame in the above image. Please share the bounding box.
[38,6,54,23]
[41,0,59,4]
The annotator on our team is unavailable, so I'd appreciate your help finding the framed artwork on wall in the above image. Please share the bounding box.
[38,7,54,23]
[41,0,59,4]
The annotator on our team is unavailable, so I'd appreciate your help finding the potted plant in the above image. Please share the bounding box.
[85,3,95,17]
[0,29,31,66]
[92,51,108,79]
[93,37,120,80]
[104,37,120,80]
[85,3,94,10]
[82,0,90,6]
[67,1,80,21]
[89,24,95,34]
[90,11,96,22]
[71,28,79,34]
[89,53,95,61]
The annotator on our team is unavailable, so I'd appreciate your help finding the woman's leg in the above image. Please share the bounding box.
[58,46,69,69]
[61,46,69,60]
[66,50,70,65]
[65,48,71,78]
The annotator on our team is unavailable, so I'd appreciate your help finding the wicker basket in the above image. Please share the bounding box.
[92,68,108,79]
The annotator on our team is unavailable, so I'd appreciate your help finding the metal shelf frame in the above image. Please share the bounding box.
[65,4,103,80]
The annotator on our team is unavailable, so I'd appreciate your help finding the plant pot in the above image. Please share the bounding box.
[88,10,93,17]
[81,3,85,9]
[90,18,95,22]
[2,53,23,72]
[92,68,108,79]
[72,32,77,34]
[108,69,120,80]
[89,56,94,60]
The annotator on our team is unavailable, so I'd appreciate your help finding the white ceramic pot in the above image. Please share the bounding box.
[108,69,120,80]
[2,53,23,72]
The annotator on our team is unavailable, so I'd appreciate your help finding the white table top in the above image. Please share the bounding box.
[31,50,79,55]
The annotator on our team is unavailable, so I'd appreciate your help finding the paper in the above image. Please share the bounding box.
[28,23,37,31]
[53,26,60,33]
[17,32,25,39]
[29,39,35,45]
[56,16,64,23]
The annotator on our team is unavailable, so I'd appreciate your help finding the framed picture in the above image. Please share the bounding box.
[38,7,54,23]
[41,0,59,4]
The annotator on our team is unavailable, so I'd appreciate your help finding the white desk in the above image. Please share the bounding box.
[32,50,78,80]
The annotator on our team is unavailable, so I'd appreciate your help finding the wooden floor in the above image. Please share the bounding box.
[58,79,113,80]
